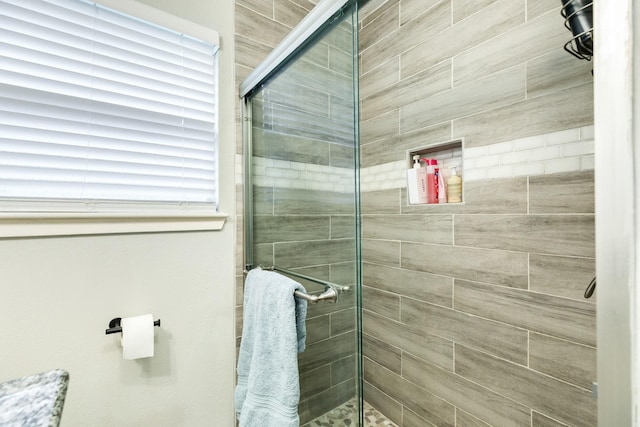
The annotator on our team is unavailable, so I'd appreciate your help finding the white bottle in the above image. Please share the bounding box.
[407,155,428,204]
[447,166,462,203]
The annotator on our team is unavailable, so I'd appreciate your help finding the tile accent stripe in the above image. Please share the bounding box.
[359,125,594,192]
[463,125,594,181]
[246,126,594,194]
[251,156,355,192]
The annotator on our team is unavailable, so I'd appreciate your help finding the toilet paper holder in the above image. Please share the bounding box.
[105,317,161,335]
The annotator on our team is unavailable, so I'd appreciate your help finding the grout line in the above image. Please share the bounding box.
[451,277,455,309]
[526,175,530,214]
[527,251,531,291]
[452,339,456,373]
[530,409,534,427]
[527,330,530,368]
[450,57,454,89]
[450,0,453,26]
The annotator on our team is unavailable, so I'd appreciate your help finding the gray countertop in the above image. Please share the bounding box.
[0,369,69,427]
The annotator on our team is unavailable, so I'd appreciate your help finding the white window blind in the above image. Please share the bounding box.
[0,0,219,213]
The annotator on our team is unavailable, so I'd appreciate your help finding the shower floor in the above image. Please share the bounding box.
[302,399,398,427]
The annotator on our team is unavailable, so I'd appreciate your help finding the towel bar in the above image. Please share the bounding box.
[294,287,338,304]
[244,265,350,304]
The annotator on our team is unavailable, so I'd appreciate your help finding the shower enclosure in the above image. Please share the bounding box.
[237,0,604,424]
[241,1,362,425]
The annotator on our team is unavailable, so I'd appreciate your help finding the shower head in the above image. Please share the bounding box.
[561,0,593,60]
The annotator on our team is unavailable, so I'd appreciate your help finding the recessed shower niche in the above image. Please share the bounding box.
[406,139,463,205]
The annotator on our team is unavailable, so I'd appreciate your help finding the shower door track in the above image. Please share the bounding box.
[239,0,355,98]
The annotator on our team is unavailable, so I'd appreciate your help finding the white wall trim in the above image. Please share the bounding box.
[595,0,638,424]
[0,213,228,238]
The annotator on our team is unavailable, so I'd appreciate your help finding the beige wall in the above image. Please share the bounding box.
[0,1,237,426]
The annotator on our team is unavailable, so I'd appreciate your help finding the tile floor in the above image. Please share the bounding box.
[302,399,398,427]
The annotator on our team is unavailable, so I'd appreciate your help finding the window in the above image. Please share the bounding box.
[0,0,225,236]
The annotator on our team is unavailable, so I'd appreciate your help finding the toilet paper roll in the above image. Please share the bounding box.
[121,314,155,360]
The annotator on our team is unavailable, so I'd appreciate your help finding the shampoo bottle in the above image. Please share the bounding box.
[407,155,427,204]
[447,166,462,203]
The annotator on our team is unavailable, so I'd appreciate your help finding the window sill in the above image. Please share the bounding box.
[0,212,228,238]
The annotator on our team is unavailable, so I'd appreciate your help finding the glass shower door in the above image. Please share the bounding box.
[244,4,361,425]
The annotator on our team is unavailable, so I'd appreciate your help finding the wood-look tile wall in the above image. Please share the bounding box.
[362,171,596,427]
[360,0,593,166]
[360,0,596,426]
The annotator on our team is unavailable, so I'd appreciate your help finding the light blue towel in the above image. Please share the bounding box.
[235,268,308,427]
